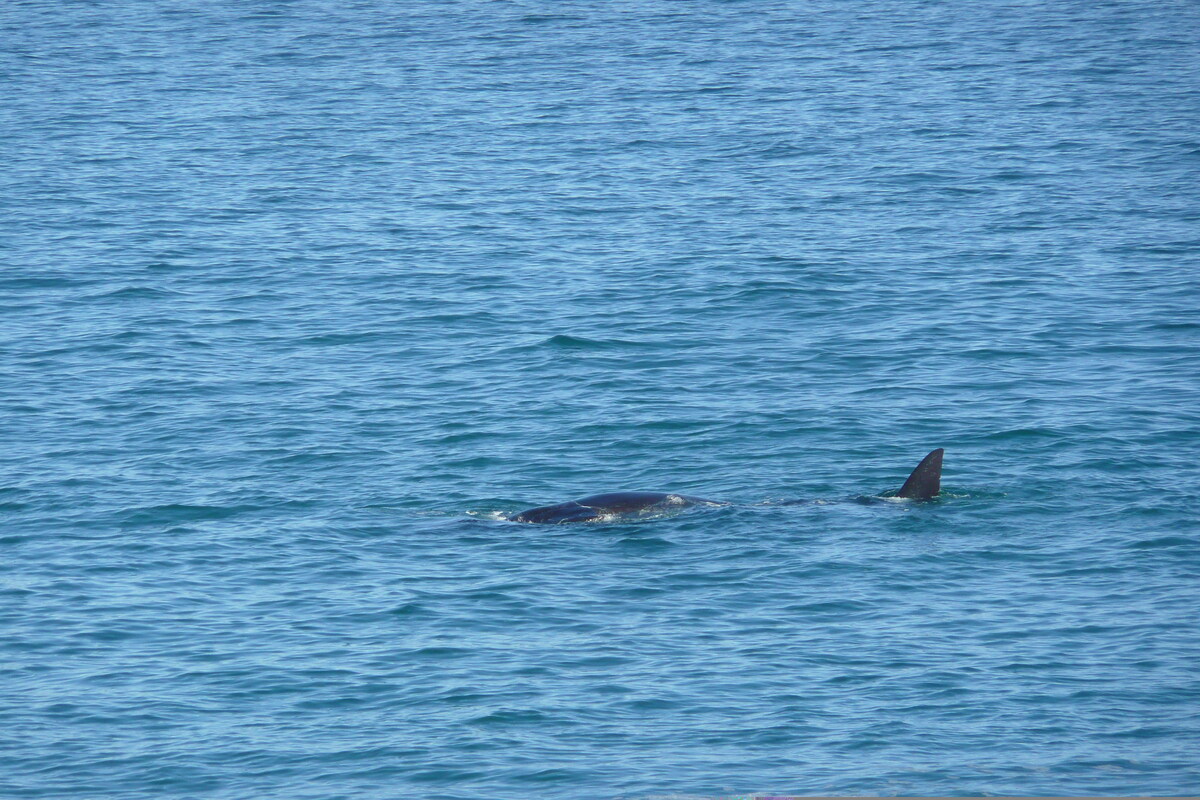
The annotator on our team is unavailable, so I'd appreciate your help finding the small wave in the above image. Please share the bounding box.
[118,504,249,526]
[465,510,512,522]
[977,427,1064,441]
[537,334,651,350]
[518,14,583,24]
[0,276,97,290]
[81,286,184,302]
[468,708,551,726]
[1128,535,1196,550]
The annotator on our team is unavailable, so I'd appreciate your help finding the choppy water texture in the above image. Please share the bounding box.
[3,1,1200,797]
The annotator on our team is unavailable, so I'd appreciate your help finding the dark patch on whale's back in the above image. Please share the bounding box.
[572,492,676,514]
[511,491,717,524]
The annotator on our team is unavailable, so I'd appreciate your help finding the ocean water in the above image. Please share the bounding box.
[3,1,1199,797]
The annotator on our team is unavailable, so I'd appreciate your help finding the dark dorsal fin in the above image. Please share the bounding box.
[896,448,943,500]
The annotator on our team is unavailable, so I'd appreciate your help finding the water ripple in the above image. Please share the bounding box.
[3,1,1200,798]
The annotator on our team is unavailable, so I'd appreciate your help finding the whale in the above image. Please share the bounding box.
[510,491,726,524]
[509,448,944,524]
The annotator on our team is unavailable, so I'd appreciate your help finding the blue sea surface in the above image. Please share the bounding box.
[3,1,1199,797]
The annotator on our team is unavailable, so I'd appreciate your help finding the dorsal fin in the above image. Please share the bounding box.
[896,448,943,499]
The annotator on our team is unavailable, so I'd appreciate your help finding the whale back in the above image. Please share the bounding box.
[511,492,714,524]
[510,501,601,524]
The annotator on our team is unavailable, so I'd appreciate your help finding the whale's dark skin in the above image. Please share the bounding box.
[509,491,725,524]
[509,449,945,524]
